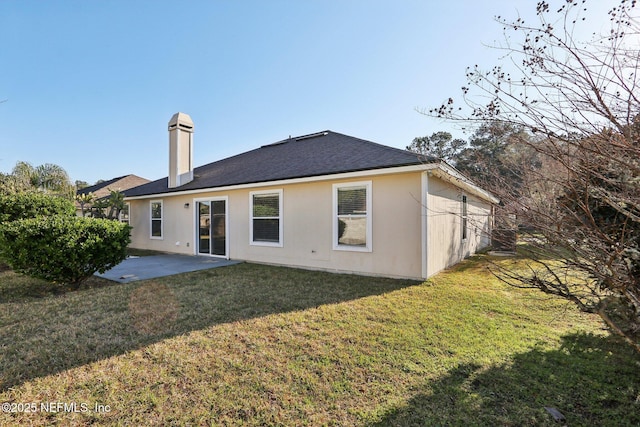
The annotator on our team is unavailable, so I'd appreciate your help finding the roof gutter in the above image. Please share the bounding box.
[124,162,499,205]
[427,161,500,204]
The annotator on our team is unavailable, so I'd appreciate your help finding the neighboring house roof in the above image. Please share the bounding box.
[77,174,151,200]
[125,131,433,198]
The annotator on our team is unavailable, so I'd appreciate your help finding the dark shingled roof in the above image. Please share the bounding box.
[124,131,432,197]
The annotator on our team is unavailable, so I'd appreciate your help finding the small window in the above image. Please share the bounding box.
[333,181,372,252]
[120,203,130,224]
[250,190,283,246]
[150,200,163,239]
[462,195,468,240]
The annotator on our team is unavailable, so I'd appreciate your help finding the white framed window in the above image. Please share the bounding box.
[333,181,372,252]
[150,200,163,239]
[119,202,130,224]
[461,194,468,240]
[250,189,283,247]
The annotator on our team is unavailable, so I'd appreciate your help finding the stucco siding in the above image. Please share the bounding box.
[129,195,196,254]
[128,172,425,279]
[426,176,492,277]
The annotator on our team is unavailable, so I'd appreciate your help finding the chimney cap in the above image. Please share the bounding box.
[168,112,194,131]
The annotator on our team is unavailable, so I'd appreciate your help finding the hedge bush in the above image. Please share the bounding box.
[0,191,75,223]
[0,216,131,288]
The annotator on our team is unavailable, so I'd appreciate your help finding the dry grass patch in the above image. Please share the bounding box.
[1,257,639,426]
[129,282,180,335]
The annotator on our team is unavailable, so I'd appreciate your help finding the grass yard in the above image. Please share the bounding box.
[1,255,639,426]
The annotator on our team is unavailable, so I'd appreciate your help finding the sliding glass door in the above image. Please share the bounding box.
[197,198,227,257]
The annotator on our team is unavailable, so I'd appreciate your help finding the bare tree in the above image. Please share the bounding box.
[426,0,640,350]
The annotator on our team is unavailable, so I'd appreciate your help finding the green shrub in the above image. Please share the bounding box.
[0,216,131,288]
[0,191,75,223]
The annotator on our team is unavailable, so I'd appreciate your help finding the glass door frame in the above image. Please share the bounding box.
[193,196,229,259]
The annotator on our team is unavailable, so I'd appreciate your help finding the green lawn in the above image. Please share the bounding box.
[1,255,638,426]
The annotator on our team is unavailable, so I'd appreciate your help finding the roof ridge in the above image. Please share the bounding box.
[294,130,329,141]
[261,130,331,148]
[124,130,430,198]
[330,131,412,154]
[326,131,436,162]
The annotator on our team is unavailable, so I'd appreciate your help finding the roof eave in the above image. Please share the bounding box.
[124,164,428,200]
[427,161,500,204]
[124,161,499,205]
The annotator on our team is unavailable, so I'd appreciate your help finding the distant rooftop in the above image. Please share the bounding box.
[77,174,151,199]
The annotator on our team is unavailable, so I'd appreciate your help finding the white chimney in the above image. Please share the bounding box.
[168,112,194,188]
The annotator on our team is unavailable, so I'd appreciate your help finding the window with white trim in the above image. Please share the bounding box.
[150,200,163,239]
[119,202,130,225]
[333,181,372,252]
[250,190,283,246]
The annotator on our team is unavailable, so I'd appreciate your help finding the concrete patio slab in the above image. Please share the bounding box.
[96,254,242,283]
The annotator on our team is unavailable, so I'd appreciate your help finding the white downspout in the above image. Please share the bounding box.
[421,171,429,279]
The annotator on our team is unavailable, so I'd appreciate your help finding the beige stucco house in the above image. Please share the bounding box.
[124,113,498,280]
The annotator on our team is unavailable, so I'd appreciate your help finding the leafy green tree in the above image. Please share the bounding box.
[75,192,95,217]
[11,161,38,189]
[455,121,538,192]
[0,172,27,195]
[406,131,466,164]
[90,189,126,220]
[35,163,70,192]
[426,0,640,350]
[75,180,89,190]
[10,161,74,199]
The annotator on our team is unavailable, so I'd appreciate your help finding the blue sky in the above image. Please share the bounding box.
[0,0,617,184]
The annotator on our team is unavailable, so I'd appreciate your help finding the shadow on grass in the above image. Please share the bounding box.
[371,332,640,426]
[0,263,419,392]
[0,274,112,301]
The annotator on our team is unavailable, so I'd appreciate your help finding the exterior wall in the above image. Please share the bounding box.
[128,172,425,279]
[129,195,196,254]
[426,175,492,277]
